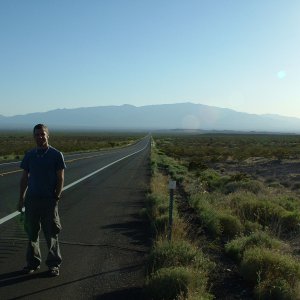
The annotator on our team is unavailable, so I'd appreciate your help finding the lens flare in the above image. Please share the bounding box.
[277,70,287,79]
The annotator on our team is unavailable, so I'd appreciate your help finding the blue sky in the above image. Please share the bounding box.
[1,0,299,117]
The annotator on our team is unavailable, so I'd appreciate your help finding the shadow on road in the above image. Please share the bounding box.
[0,264,144,299]
[95,287,145,300]
[101,214,152,247]
[0,270,50,287]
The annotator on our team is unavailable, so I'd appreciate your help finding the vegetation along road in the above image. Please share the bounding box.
[0,135,151,299]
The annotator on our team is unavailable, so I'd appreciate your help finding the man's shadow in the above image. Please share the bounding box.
[0,270,49,287]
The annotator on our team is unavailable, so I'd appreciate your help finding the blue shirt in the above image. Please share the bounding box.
[20,146,66,198]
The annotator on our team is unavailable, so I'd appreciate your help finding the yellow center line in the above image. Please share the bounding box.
[0,169,22,176]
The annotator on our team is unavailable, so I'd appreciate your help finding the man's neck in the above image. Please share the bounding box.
[37,144,49,150]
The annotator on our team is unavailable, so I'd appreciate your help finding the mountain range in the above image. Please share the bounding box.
[1,103,300,133]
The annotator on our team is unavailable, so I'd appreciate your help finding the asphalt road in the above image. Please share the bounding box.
[0,136,152,300]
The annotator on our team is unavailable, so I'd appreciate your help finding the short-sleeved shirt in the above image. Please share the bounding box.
[20,146,66,198]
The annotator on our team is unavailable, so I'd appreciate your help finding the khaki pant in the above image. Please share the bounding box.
[24,197,62,268]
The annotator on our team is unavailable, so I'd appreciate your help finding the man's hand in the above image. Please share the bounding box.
[19,170,28,212]
[17,198,24,212]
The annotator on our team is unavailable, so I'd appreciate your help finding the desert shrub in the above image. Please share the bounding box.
[255,277,300,300]
[267,181,284,189]
[199,169,230,192]
[229,192,255,210]
[230,173,251,181]
[198,207,222,238]
[169,164,187,183]
[198,169,266,195]
[148,239,213,273]
[275,195,300,211]
[146,194,168,220]
[185,177,207,195]
[235,197,300,234]
[156,153,187,183]
[240,247,300,299]
[189,193,243,239]
[219,213,244,239]
[195,205,242,239]
[292,183,300,190]
[244,220,263,234]
[145,171,171,236]
[236,197,284,227]
[189,193,221,237]
[189,192,220,210]
[157,203,169,215]
[281,180,292,188]
[188,160,208,172]
[281,211,300,233]
[150,160,157,175]
[224,180,265,195]
[145,267,211,300]
[153,215,169,235]
[225,231,286,263]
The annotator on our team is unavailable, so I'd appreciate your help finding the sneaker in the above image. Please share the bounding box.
[48,267,59,277]
[22,265,40,274]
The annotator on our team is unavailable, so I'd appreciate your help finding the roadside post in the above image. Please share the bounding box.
[168,180,176,241]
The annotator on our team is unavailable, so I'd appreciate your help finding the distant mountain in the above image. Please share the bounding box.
[1,103,300,133]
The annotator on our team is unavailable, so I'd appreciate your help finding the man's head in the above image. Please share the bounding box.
[33,124,49,148]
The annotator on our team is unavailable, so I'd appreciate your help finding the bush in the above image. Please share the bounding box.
[199,208,222,238]
[240,247,300,298]
[244,220,263,234]
[153,215,169,235]
[146,194,168,219]
[190,194,243,239]
[281,211,300,233]
[255,277,300,300]
[146,187,170,236]
[237,198,285,230]
[275,196,300,211]
[148,240,213,273]
[145,267,211,300]
[234,197,300,235]
[188,160,208,172]
[199,169,230,192]
[198,169,264,195]
[224,180,265,195]
[225,231,286,263]
[219,213,243,239]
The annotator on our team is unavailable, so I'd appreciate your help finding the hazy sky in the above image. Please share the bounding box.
[1,0,299,117]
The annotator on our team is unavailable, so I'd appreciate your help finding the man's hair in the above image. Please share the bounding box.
[33,124,49,135]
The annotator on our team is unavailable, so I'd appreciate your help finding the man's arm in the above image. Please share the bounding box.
[18,170,29,212]
[55,169,64,201]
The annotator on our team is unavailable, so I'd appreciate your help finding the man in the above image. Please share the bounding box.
[18,124,66,277]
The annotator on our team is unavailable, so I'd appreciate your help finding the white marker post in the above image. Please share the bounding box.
[168,180,176,241]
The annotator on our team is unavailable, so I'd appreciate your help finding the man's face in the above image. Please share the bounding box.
[33,128,49,148]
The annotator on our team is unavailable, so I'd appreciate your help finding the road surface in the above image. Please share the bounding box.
[0,136,151,299]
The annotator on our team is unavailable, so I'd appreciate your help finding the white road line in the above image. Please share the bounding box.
[0,143,148,226]
[62,144,147,190]
[0,211,20,225]
[0,161,21,166]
